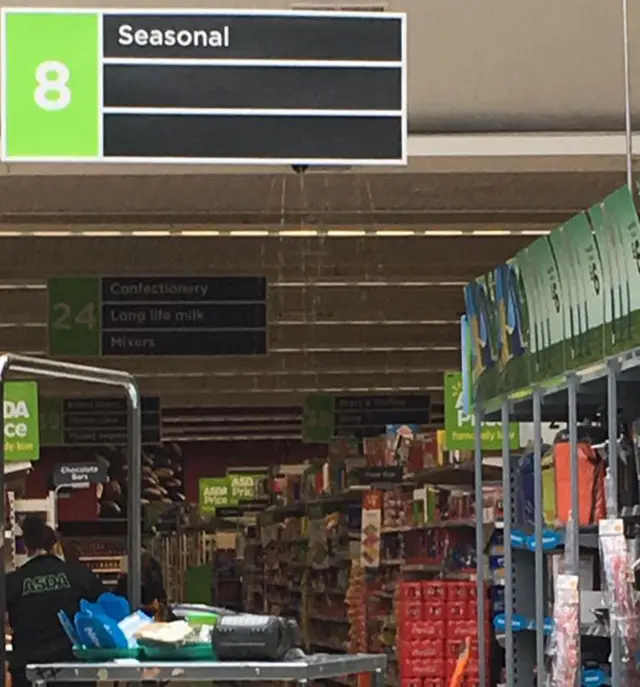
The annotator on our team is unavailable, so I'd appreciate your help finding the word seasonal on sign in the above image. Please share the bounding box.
[52,461,108,487]
[39,396,160,446]
[3,381,39,462]
[1,8,406,165]
[47,276,267,357]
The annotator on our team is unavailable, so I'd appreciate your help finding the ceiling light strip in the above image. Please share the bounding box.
[0,319,459,329]
[0,279,466,290]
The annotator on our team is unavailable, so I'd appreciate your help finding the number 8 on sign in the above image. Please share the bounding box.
[34,61,71,111]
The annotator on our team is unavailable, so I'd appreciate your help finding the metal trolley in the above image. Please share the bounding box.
[26,654,387,686]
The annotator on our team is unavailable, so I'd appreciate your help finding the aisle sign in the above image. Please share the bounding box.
[444,371,518,450]
[464,184,640,406]
[1,8,406,165]
[334,394,431,434]
[47,276,267,357]
[39,395,160,446]
[4,381,39,462]
[302,394,335,443]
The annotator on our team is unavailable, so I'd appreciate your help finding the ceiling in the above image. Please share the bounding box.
[4,0,640,132]
[0,0,638,439]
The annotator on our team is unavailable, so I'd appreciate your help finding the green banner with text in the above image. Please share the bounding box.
[4,381,39,462]
[444,371,518,450]
[464,185,640,406]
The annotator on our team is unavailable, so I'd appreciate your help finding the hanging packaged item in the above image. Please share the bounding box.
[515,445,552,528]
[547,574,580,687]
[553,427,606,526]
[599,518,640,669]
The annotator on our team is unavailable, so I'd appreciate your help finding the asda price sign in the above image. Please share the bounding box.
[444,371,519,451]
[199,478,230,515]
[4,382,39,462]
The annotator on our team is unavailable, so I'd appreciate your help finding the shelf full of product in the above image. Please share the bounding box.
[256,434,505,687]
[465,182,640,687]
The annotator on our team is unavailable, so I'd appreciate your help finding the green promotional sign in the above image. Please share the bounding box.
[444,371,518,450]
[199,474,263,515]
[302,394,335,443]
[4,381,39,462]
[199,478,231,515]
[464,184,640,407]
[227,473,262,501]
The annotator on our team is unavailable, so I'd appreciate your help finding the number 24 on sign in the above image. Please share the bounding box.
[34,61,71,112]
[51,302,97,330]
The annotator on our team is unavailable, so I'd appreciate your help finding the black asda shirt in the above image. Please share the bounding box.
[6,554,106,669]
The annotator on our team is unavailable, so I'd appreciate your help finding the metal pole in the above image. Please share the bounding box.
[0,358,8,684]
[501,400,514,687]
[532,389,545,686]
[608,361,622,687]
[126,382,142,610]
[622,0,633,190]
[474,405,486,687]
[568,375,580,575]
[567,375,581,687]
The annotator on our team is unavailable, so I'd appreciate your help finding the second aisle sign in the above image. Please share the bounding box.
[47,276,267,356]
[2,8,406,164]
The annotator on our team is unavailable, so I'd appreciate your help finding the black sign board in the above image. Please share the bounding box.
[62,396,161,445]
[101,9,406,164]
[334,394,431,433]
[52,462,108,487]
[101,276,267,356]
[352,466,404,484]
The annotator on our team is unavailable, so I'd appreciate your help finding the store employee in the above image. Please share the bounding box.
[6,516,106,687]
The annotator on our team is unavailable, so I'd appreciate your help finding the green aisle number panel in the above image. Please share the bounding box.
[2,11,101,159]
[48,276,101,356]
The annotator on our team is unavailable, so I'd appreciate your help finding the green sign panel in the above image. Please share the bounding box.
[444,371,518,450]
[199,478,231,515]
[302,394,335,443]
[2,11,101,160]
[199,473,262,515]
[4,381,39,462]
[464,184,640,406]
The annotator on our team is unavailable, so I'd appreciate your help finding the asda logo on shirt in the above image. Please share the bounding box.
[22,572,71,596]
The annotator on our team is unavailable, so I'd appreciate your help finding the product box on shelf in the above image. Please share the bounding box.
[397,580,491,684]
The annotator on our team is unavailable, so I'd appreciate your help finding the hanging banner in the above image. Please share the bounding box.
[463,184,640,406]
[360,490,382,568]
[444,371,519,451]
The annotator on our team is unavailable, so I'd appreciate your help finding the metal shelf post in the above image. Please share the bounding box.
[474,404,487,687]
[607,360,622,687]
[567,375,580,576]
[532,389,545,687]
[501,400,515,687]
